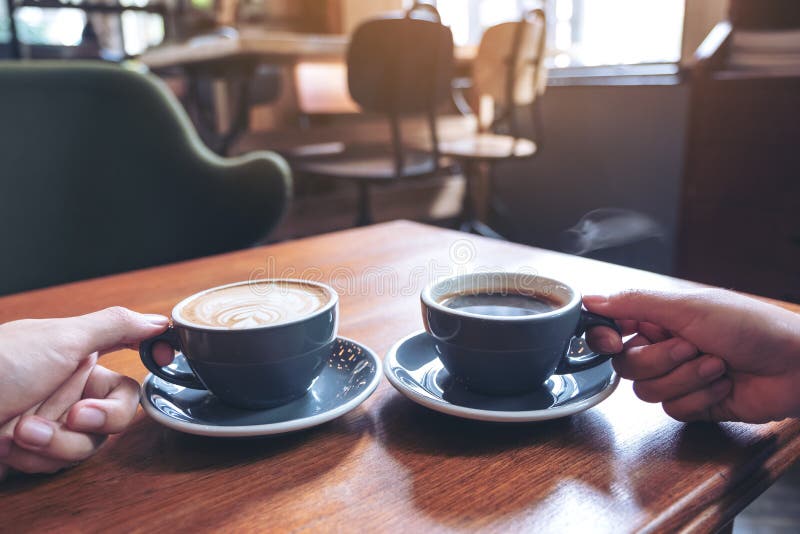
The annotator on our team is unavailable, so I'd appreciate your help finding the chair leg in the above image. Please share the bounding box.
[185,74,220,152]
[459,160,476,224]
[355,182,373,227]
[458,160,506,240]
[218,73,253,156]
[532,97,545,149]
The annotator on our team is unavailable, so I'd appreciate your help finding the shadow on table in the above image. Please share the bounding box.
[377,394,617,527]
[623,421,777,529]
[111,406,375,474]
[0,407,376,530]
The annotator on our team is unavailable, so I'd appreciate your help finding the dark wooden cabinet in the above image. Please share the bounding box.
[730,0,800,29]
[678,24,800,303]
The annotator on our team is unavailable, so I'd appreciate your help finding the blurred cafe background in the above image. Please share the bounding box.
[2,0,798,298]
[0,0,799,529]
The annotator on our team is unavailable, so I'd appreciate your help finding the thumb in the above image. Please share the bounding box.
[69,307,169,356]
[583,290,702,334]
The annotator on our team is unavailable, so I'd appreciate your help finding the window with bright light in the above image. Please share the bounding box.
[424,0,685,68]
[0,1,164,55]
[120,10,165,56]
[1,0,12,43]
[14,7,87,46]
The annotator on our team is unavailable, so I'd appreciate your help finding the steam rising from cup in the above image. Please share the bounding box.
[560,208,664,256]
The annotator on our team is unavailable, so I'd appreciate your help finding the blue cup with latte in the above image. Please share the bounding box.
[139,279,338,409]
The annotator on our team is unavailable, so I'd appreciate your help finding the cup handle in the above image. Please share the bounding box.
[554,311,622,375]
[139,326,206,389]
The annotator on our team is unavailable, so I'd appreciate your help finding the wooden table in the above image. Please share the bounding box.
[139,29,350,70]
[138,30,474,71]
[138,30,475,155]
[138,29,350,155]
[2,221,799,532]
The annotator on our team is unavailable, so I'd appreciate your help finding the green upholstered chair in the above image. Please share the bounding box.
[0,61,291,296]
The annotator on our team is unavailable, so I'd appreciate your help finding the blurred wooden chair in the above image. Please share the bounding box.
[287,60,360,160]
[186,57,283,156]
[0,61,291,295]
[282,4,455,226]
[441,9,547,238]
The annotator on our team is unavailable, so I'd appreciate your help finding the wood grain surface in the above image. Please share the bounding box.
[1,221,798,533]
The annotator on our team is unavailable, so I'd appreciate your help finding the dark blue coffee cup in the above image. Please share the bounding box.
[421,272,620,395]
[139,280,338,409]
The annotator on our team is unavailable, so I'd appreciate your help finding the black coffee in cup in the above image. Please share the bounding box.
[421,272,619,395]
[441,291,563,317]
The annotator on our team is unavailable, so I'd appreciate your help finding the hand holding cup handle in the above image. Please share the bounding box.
[136,280,339,409]
[139,326,206,389]
[422,272,624,395]
[554,310,621,375]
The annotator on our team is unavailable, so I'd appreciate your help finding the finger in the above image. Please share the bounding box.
[587,319,668,341]
[638,322,672,343]
[661,378,733,422]
[67,307,169,356]
[152,342,175,367]
[583,291,703,334]
[67,366,140,435]
[612,320,667,340]
[585,326,623,354]
[622,334,652,351]
[13,415,104,463]
[633,354,726,403]
[0,444,69,475]
[36,354,96,422]
[617,320,641,337]
[613,334,652,376]
[613,338,699,381]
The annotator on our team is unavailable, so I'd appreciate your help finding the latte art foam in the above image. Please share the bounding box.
[176,281,330,329]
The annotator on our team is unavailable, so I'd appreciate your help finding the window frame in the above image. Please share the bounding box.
[418,0,686,72]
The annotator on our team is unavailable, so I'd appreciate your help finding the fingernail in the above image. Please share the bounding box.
[583,295,608,307]
[143,314,169,327]
[17,418,54,448]
[74,407,106,429]
[699,358,726,380]
[670,340,697,363]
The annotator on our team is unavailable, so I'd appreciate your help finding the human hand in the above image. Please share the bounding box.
[584,289,800,423]
[0,307,169,480]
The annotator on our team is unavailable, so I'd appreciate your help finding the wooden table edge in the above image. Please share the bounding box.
[637,422,800,532]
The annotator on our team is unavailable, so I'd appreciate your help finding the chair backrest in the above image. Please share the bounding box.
[0,61,290,295]
[473,9,547,112]
[347,10,454,115]
[346,7,454,176]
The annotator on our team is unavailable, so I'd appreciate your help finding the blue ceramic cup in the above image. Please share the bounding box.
[139,279,338,409]
[421,272,619,395]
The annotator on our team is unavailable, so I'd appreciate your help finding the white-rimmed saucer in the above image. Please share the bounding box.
[141,337,381,437]
[384,331,618,423]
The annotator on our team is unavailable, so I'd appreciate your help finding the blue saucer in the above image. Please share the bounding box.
[141,337,381,436]
[384,331,618,422]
